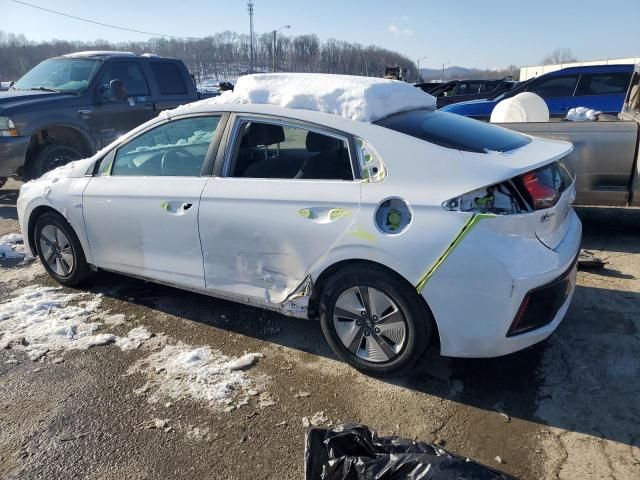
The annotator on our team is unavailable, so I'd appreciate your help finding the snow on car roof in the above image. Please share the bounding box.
[186,73,436,122]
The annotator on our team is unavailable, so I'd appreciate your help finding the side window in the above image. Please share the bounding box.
[150,62,188,95]
[228,120,353,180]
[526,75,578,97]
[456,82,482,95]
[480,81,499,93]
[575,72,631,96]
[110,116,221,177]
[99,62,150,99]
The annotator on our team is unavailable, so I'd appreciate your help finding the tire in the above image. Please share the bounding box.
[34,212,91,287]
[319,264,433,376]
[29,144,83,179]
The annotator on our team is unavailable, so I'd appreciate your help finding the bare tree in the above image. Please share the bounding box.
[542,48,578,65]
[0,30,417,83]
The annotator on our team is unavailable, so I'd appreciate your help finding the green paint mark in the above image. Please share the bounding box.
[298,208,314,219]
[160,201,171,211]
[349,227,377,243]
[386,209,402,231]
[415,213,494,293]
[329,208,350,221]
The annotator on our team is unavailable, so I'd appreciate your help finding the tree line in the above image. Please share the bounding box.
[0,30,419,82]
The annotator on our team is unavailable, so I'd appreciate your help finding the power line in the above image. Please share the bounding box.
[7,0,201,40]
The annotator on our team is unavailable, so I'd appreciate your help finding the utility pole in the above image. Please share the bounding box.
[441,61,450,82]
[416,56,428,82]
[271,25,290,72]
[248,1,255,73]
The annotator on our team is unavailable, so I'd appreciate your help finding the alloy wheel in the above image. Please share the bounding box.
[333,286,407,363]
[39,224,74,277]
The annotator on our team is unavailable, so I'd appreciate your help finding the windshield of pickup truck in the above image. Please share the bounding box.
[12,58,101,93]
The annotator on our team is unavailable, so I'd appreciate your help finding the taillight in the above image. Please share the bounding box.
[519,171,559,210]
[443,160,573,215]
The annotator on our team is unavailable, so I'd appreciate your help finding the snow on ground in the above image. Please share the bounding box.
[173,73,436,122]
[128,344,265,410]
[0,233,33,262]
[115,326,153,351]
[0,286,112,360]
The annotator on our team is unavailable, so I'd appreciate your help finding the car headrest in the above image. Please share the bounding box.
[306,131,341,152]
[244,123,285,147]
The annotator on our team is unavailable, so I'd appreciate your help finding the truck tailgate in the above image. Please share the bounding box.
[497,120,639,206]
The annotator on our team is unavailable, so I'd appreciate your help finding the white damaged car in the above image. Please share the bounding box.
[17,73,581,375]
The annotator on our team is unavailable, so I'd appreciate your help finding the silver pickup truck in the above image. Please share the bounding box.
[498,68,640,207]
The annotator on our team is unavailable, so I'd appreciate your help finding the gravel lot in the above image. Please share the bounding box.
[1,178,639,479]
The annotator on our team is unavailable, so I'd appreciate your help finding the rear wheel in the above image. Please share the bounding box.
[319,264,433,375]
[29,144,82,179]
[35,212,91,286]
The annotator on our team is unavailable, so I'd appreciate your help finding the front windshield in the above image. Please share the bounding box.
[12,58,101,93]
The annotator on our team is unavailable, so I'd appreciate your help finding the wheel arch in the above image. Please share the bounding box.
[25,124,94,177]
[308,258,440,347]
[26,205,84,258]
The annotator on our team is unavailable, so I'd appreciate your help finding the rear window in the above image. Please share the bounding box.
[375,110,531,153]
[576,72,631,96]
[150,62,187,95]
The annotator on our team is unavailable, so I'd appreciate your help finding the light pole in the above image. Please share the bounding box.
[441,61,451,82]
[416,56,428,82]
[272,25,291,72]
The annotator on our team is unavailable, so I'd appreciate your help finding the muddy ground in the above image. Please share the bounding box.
[1,179,639,479]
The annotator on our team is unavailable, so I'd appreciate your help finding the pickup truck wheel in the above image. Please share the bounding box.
[30,144,83,179]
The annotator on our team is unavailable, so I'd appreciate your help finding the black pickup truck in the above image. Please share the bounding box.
[0,51,209,184]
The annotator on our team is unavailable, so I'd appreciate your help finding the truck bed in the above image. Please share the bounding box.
[498,120,640,207]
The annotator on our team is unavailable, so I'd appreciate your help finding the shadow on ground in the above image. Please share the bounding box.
[0,188,18,220]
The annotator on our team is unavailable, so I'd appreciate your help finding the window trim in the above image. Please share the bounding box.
[98,112,228,178]
[218,114,359,182]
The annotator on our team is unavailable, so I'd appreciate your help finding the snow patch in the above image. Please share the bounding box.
[0,233,33,262]
[115,326,152,351]
[0,286,112,360]
[128,344,264,408]
[172,73,436,122]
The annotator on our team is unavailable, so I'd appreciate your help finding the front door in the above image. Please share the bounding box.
[86,61,157,148]
[82,115,223,288]
[199,117,361,304]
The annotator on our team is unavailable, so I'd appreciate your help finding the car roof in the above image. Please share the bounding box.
[61,51,178,61]
[547,64,635,75]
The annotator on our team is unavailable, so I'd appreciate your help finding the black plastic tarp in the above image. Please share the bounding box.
[305,424,516,480]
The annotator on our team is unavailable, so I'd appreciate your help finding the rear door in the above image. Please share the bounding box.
[83,114,225,288]
[574,71,632,115]
[148,61,194,114]
[198,116,361,304]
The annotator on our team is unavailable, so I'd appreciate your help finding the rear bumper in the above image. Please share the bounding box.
[0,135,29,177]
[421,209,581,358]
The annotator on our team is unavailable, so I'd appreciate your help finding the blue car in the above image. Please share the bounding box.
[441,64,634,120]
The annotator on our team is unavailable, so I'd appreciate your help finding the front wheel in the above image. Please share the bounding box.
[319,264,433,376]
[35,212,91,287]
[29,144,83,179]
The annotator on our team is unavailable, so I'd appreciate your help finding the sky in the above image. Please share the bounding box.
[2,0,639,69]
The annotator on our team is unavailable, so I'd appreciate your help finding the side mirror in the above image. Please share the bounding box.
[109,79,127,101]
